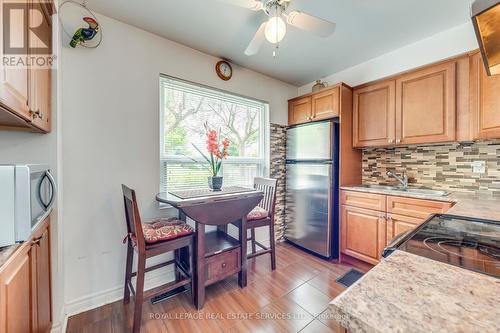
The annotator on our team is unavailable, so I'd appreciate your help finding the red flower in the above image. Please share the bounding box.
[206,129,219,154]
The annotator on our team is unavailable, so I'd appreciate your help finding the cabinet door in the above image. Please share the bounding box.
[311,87,339,121]
[288,96,312,125]
[29,0,52,132]
[471,52,500,139]
[386,213,422,245]
[341,205,386,265]
[396,62,456,144]
[0,245,34,333]
[0,0,31,120]
[33,225,51,333]
[353,80,396,147]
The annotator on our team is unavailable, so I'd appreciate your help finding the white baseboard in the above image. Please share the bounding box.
[56,268,175,332]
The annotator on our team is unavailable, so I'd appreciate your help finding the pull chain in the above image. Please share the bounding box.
[273,4,280,59]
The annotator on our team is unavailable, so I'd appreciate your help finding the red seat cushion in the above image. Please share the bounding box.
[142,218,194,244]
[247,206,269,221]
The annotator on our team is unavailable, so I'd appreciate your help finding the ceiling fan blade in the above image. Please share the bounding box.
[216,0,263,11]
[286,11,336,37]
[245,22,266,56]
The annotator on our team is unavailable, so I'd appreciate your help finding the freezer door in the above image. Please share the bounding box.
[285,162,332,257]
[287,121,332,160]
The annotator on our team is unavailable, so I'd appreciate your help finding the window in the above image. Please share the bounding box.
[160,75,269,192]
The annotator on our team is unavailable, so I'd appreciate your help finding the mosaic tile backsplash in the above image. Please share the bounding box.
[362,140,500,196]
[270,123,287,240]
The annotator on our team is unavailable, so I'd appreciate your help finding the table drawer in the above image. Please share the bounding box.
[387,196,453,219]
[341,190,386,211]
[205,247,240,286]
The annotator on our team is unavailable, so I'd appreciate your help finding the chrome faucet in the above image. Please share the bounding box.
[387,171,408,190]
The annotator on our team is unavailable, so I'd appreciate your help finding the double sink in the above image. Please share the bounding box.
[359,184,449,197]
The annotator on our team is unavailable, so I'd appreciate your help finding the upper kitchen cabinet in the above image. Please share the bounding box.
[288,85,340,125]
[395,62,456,145]
[470,52,500,139]
[29,0,52,132]
[353,59,458,148]
[311,87,340,121]
[0,0,53,133]
[0,0,31,122]
[288,96,312,125]
[353,80,395,147]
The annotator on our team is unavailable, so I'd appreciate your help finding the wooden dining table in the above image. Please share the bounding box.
[156,186,263,309]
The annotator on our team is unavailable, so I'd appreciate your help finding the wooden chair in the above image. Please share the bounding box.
[243,177,278,270]
[122,185,195,333]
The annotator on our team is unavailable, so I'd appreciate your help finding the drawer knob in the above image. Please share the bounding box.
[221,263,226,268]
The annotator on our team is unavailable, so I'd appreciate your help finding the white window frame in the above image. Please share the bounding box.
[159,75,270,197]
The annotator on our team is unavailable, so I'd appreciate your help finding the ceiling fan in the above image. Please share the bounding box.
[218,0,336,56]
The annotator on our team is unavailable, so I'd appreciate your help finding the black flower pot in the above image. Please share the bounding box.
[208,176,223,191]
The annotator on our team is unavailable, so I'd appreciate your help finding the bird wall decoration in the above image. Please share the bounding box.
[70,17,100,48]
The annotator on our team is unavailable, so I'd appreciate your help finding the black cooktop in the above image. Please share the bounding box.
[395,214,500,278]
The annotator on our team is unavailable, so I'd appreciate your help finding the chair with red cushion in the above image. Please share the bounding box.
[244,177,278,270]
[121,185,195,333]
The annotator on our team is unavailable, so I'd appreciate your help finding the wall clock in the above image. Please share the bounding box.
[215,61,233,81]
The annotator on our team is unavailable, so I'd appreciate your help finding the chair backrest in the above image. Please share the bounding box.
[253,177,278,219]
[122,185,145,249]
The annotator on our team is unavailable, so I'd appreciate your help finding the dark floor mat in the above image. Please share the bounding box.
[335,269,364,288]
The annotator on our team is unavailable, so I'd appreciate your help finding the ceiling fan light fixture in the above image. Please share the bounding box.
[265,15,286,44]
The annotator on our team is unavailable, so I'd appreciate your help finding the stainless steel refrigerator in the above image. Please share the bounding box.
[284,120,339,258]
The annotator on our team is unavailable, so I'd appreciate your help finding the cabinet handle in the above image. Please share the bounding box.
[31,235,42,246]
[30,109,44,120]
[221,263,227,268]
[388,139,394,144]
[379,214,385,220]
[395,139,401,144]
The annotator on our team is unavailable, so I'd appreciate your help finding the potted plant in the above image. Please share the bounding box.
[191,123,230,191]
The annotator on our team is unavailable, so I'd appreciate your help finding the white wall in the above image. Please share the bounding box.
[60,13,297,315]
[298,22,479,94]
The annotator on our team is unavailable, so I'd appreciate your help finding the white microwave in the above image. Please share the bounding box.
[0,164,56,247]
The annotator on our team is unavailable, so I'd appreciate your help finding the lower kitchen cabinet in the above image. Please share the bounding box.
[340,190,454,265]
[0,216,51,333]
[341,205,386,265]
[0,241,32,333]
[386,213,422,244]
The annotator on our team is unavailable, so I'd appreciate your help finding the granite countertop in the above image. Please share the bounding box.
[0,244,21,271]
[330,250,500,333]
[340,185,500,221]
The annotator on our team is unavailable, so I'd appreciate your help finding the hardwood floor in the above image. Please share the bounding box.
[66,242,367,333]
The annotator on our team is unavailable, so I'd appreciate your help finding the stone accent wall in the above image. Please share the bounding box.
[362,140,500,196]
[270,123,287,241]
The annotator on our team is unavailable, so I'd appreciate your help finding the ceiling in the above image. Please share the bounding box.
[86,0,474,86]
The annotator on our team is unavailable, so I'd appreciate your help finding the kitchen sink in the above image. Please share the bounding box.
[359,184,398,190]
[404,188,449,196]
[358,184,449,197]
